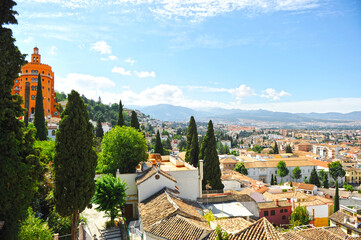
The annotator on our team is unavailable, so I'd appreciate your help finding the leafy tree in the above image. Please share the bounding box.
[234,163,248,175]
[309,167,321,187]
[99,126,148,174]
[178,139,187,151]
[285,144,293,153]
[55,91,67,102]
[328,161,346,181]
[291,166,302,181]
[344,183,354,193]
[154,130,164,155]
[95,117,104,138]
[185,116,199,167]
[203,210,215,226]
[252,145,263,153]
[92,175,128,227]
[117,99,125,126]
[161,130,169,136]
[322,173,329,188]
[34,73,47,140]
[18,208,53,240]
[273,141,279,154]
[277,161,289,182]
[0,3,44,238]
[130,110,140,130]
[215,225,230,240]
[270,174,274,185]
[54,90,97,240]
[334,181,340,212]
[289,206,310,228]
[199,120,224,190]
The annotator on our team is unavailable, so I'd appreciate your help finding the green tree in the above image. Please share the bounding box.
[178,139,186,151]
[185,116,199,167]
[309,167,321,187]
[54,90,97,240]
[291,166,302,181]
[322,173,329,188]
[334,181,340,212]
[277,161,289,182]
[92,175,128,227]
[18,208,53,240]
[162,138,172,150]
[95,117,104,138]
[328,161,346,181]
[0,3,44,238]
[234,163,248,175]
[273,141,279,154]
[130,110,140,130]
[285,144,293,153]
[274,176,278,185]
[270,174,274,185]
[215,225,230,240]
[252,145,263,153]
[154,130,164,155]
[99,126,148,174]
[117,100,125,126]
[289,206,310,228]
[34,73,47,140]
[199,120,224,190]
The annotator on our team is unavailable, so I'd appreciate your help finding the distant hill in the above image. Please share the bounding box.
[131,104,360,125]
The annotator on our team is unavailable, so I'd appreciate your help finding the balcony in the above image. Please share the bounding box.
[19,73,52,79]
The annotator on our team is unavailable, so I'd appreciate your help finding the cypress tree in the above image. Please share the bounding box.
[199,120,224,190]
[323,173,329,188]
[154,130,163,155]
[270,174,274,185]
[117,99,125,126]
[286,144,293,153]
[274,176,278,185]
[185,116,199,167]
[95,117,104,138]
[273,141,279,154]
[334,181,340,212]
[130,110,140,130]
[309,167,321,187]
[0,2,43,238]
[34,73,47,140]
[54,90,97,240]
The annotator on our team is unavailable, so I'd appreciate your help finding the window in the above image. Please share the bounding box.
[26,70,28,73]
[48,88,50,92]
[280,209,283,213]
[48,110,50,113]
[264,211,269,216]
[42,71,44,74]
[48,98,50,102]
[31,108,35,114]
[285,209,288,213]
[31,95,35,100]
[42,79,44,82]
[282,215,286,220]
[15,80,17,83]
[54,111,58,116]
[271,210,275,216]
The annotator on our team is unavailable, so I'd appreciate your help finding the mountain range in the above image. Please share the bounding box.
[129,104,361,126]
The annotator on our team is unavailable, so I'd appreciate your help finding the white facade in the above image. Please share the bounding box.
[165,169,199,201]
[223,179,243,192]
[247,166,314,184]
[137,173,176,202]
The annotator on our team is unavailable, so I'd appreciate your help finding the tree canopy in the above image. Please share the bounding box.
[328,161,345,181]
[285,144,293,154]
[291,166,302,181]
[99,126,148,174]
[95,117,104,138]
[54,90,97,240]
[272,141,279,154]
[34,73,47,140]
[234,163,248,175]
[130,110,140,130]
[277,161,289,182]
[199,120,223,190]
[92,174,128,227]
[154,130,164,155]
[117,100,125,127]
[309,167,321,187]
[289,206,310,228]
[185,116,199,167]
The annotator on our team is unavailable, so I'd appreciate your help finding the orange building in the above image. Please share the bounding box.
[12,47,59,119]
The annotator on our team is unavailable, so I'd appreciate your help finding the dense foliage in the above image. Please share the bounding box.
[277,161,289,182]
[154,130,164,155]
[334,181,340,212]
[234,163,248,175]
[18,208,53,240]
[54,90,97,240]
[95,117,104,138]
[130,110,140,130]
[99,126,148,174]
[0,2,43,238]
[92,175,128,227]
[199,120,224,190]
[291,166,302,181]
[328,161,346,181]
[309,167,321,187]
[289,206,310,228]
[185,116,199,167]
[34,73,47,140]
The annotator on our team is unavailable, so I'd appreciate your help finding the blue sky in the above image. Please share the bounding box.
[10,0,361,113]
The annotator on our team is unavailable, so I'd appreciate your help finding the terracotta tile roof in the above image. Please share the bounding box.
[311,159,330,168]
[256,186,269,194]
[220,158,238,164]
[228,217,281,240]
[258,201,291,210]
[135,166,176,185]
[329,210,361,234]
[298,182,316,191]
[139,188,208,238]
[263,191,308,201]
[147,215,211,240]
[211,217,252,234]
[244,159,316,168]
[280,226,361,240]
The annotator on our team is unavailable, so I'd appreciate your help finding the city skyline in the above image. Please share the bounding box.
[10,0,361,113]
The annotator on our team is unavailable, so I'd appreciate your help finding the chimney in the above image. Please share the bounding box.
[199,160,203,198]
[275,199,279,206]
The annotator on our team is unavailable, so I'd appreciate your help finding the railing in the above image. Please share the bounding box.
[58,233,72,240]
[128,227,143,240]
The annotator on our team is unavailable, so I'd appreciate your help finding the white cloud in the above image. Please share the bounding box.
[90,41,112,55]
[101,55,118,61]
[125,58,136,65]
[134,71,156,78]
[49,45,57,55]
[261,88,291,101]
[55,73,115,95]
[112,66,132,76]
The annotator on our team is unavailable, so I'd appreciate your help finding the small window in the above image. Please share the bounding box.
[42,79,44,82]
[264,211,269,216]
[48,88,50,92]
[48,80,50,84]
[48,98,50,102]
[26,70,28,73]
[155,174,160,180]
[282,215,286,220]
[42,86,44,89]
[54,111,58,116]
[285,209,288,213]
[271,210,275,216]
[48,110,50,113]
[42,71,44,74]
[280,209,283,213]
[31,95,35,100]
